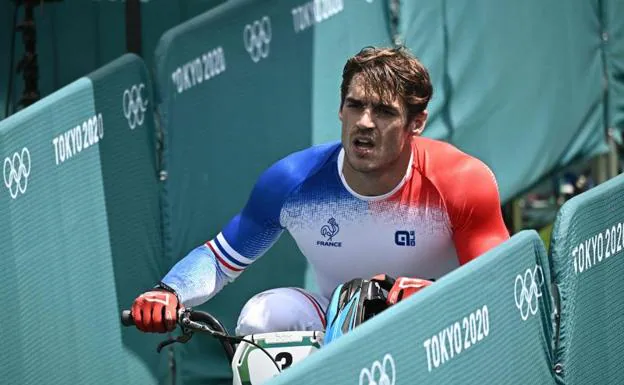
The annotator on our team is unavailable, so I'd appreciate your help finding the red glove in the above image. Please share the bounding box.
[386,277,432,305]
[372,274,433,305]
[131,289,180,333]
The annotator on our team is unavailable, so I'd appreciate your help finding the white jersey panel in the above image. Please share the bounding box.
[283,199,458,299]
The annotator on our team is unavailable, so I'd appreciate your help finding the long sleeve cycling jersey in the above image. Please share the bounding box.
[162,136,510,306]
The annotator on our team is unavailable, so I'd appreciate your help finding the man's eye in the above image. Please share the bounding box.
[347,102,362,109]
[377,107,396,116]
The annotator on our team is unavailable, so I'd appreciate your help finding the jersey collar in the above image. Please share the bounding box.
[337,146,414,202]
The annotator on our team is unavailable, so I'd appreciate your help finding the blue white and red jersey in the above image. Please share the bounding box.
[162,137,509,306]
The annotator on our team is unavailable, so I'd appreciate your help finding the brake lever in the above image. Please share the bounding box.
[156,311,195,353]
[156,328,194,353]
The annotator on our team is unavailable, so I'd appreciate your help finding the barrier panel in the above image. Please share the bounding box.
[549,173,624,384]
[0,54,167,385]
[268,231,557,385]
[87,53,172,384]
[154,1,391,383]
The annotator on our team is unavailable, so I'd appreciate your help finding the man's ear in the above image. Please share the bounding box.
[409,111,428,136]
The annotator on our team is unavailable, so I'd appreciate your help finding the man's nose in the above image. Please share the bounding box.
[356,109,375,129]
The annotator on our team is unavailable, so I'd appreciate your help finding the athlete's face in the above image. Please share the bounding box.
[339,73,424,174]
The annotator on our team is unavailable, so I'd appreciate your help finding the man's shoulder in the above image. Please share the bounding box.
[257,141,341,192]
[414,136,469,163]
[414,136,499,202]
[269,141,340,176]
[414,136,494,181]
[282,141,341,168]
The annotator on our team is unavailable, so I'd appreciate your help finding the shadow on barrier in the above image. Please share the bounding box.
[87,53,172,384]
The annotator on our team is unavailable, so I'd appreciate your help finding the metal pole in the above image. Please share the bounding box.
[607,128,620,178]
[16,0,40,109]
[591,153,608,184]
[512,198,523,234]
[125,0,142,55]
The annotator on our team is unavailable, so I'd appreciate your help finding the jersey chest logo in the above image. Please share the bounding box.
[395,230,416,247]
[316,217,342,247]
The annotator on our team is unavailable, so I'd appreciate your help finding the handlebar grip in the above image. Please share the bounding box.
[121,310,135,326]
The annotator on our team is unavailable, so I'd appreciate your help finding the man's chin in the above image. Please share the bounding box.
[346,156,379,174]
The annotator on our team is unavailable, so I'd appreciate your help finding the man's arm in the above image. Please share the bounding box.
[131,143,339,332]
[161,160,296,307]
[447,157,510,265]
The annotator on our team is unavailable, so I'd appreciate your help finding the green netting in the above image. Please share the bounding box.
[549,173,624,384]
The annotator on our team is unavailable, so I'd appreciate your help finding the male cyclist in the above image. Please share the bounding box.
[130,46,510,335]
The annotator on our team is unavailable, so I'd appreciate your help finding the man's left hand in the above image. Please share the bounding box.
[372,274,433,305]
[387,276,432,305]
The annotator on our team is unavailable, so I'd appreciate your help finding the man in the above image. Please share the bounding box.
[131,46,510,335]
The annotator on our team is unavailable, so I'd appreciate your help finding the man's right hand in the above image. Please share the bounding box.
[130,290,180,333]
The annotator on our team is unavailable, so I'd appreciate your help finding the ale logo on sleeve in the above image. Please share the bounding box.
[395,230,415,246]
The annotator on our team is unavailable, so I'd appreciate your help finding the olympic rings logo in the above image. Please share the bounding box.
[243,16,272,63]
[3,147,31,199]
[122,83,148,130]
[359,353,395,385]
[514,265,544,321]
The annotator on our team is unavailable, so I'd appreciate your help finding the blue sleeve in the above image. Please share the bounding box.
[162,142,340,306]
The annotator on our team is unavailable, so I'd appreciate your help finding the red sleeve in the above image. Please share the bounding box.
[444,157,510,265]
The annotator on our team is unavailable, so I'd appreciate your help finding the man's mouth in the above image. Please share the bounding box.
[353,137,375,148]
[352,137,375,156]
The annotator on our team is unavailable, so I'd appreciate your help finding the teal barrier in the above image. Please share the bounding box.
[154,1,392,383]
[268,231,556,385]
[549,173,624,384]
[87,53,171,384]
[0,54,167,384]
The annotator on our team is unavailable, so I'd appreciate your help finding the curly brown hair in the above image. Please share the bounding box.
[340,46,433,121]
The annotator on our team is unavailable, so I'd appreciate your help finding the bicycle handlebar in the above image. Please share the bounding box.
[120,310,134,327]
[120,308,236,362]
[121,309,230,334]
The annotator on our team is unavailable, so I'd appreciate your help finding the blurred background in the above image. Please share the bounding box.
[0,0,622,384]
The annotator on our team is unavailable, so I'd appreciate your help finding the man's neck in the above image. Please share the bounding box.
[342,145,413,197]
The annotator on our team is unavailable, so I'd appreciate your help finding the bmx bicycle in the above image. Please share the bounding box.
[121,308,323,385]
